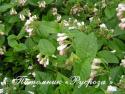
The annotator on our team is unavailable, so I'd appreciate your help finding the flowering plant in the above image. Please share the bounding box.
[0,0,125,94]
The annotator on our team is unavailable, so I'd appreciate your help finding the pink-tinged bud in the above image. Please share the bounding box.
[59,49,66,55]
[117,12,122,19]
[26,28,33,33]
[119,22,125,30]
[120,7,125,11]
[120,18,125,22]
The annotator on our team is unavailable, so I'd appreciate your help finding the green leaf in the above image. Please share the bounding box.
[0,3,15,13]
[25,38,36,50]
[73,32,98,61]
[108,38,125,51]
[110,66,123,83]
[14,43,27,52]
[0,24,5,33]
[44,0,54,4]
[39,21,60,33]
[38,39,55,55]
[72,32,98,80]
[7,35,18,47]
[55,73,72,94]
[5,15,19,24]
[97,50,119,63]
[0,36,5,47]
[28,0,39,6]
[35,71,53,94]
[73,87,105,94]
[104,5,115,19]
[34,21,60,37]
[0,24,6,46]
[73,59,91,80]
[8,35,27,52]
[17,27,26,40]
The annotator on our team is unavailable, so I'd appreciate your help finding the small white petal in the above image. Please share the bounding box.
[93,8,98,12]
[10,8,17,15]
[38,1,46,8]
[19,14,25,21]
[93,58,101,64]
[57,44,67,51]
[68,26,76,30]
[91,65,100,70]
[110,50,116,53]
[100,23,107,29]
[52,8,57,15]
[57,36,68,42]
[57,33,66,37]
[0,89,3,93]
[81,22,85,25]
[36,54,41,58]
[77,22,82,27]
[44,59,49,67]
[28,91,34,94]
[90,71,97,78]
[89,17,93,22]
[26,28,33,33]
[32,72,36,77]
[121,18,125,22]
[107,85,117,93]
[121,59,125,63]
[25,20,32,26]
[28,66,33,70]
[56,14,61,22]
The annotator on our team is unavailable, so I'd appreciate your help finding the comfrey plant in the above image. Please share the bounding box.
[57,33,69,55]
[116,3,125,29]
[25,15,37,36]
[36,53,49,67]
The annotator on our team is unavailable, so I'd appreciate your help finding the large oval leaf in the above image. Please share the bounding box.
[38,39,55,55]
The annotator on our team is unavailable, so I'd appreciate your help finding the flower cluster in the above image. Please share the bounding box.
[116,3,125,29]
[0,46,6,55]
[10,8,17,15]
[25,14,37,36]
[99,23,107,30]
[107,85,117,93]
[51,8,62,22]
[38,1,46,8]
[19,13,25,21]
[101,0,107,8]
[89,58,101,80]
[1,77,8,86]
[57,33,69,56]
[118,75,125,89]
[120,57,125,67]
[0,89,3,94]
[99,23,114,39]
[70,4,83,15]
[0,77,7,94]
[36,53,49,67]
[18,0,27,6]
[0,32,4,36]
[62,18,85,31]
